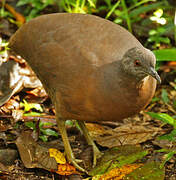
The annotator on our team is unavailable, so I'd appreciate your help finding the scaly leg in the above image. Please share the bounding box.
[56,113,86,172]
[78,121,102,167]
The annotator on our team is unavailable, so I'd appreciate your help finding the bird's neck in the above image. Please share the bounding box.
[119,60,147,86]
[98,61,141,91]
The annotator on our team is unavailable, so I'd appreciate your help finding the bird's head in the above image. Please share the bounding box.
[121,47,161,83]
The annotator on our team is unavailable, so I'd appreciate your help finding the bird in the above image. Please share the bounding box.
[9,13,161,172]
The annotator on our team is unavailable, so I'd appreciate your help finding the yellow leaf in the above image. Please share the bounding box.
[49,148,66,164]
[99,164,142,180]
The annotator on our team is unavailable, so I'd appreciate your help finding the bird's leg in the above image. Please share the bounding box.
[77,121,102,167]
[55,113,86,172]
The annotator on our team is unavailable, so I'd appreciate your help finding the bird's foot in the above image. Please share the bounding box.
[92,145,103,167]
[68,156,87,173]
[75,158,83,163]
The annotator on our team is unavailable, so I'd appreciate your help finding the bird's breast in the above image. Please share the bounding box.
[80,74,156,122]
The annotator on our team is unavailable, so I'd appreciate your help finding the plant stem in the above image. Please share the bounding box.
[121,0,132,33]
[105,0,120,19]
[174,10,176,45]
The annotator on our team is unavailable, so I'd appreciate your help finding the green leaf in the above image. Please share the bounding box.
[39,135,48,142]
[40,128,58,137]
[152,97,160,103]
[146,112,176,127]
[173,100,176,109]
[153,49,176,61]
[148,36,158,43]
[31,0,42,9]
[158,129,176,141]
[39,122,54,129]
[65,120,74,127]
[104,0,111,8]
[88,160,112,176]
[110,149,148,170]
[113,18,123,24]
[87,0,96,8]
[124,161,165,180]
[160,151,175,168]
[89,145,148,176]
[23,112,42,116]
[25,121,36,130]
[159,37,170,44]
[149,29,157,36]
[129,2,165,18]
[16,0,31,6]
[161,89,169,104]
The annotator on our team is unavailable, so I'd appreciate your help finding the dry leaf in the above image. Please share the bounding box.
[26,87,47,97]
[0,60,22,106]
[86,123,109,137]
[0,98,20,113]
[0,59,44,107]
[56,163,78,175]
[12,109,23,122]
[152,139,176,149]
[16,131,58,171]
[94,124,162,148]
[49,148,66,164]
[0,19,13,36]
[0,120,11,131]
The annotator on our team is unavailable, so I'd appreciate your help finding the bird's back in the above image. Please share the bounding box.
[9,13,142,88]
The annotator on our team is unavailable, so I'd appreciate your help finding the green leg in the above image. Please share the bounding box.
[78,121,102,167]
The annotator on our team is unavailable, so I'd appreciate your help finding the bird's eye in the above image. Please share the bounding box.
[134,60,141,66]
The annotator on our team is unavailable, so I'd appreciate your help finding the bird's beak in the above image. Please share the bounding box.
[147,67,161,84]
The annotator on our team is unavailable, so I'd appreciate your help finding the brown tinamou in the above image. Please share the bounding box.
[9,13,161,172]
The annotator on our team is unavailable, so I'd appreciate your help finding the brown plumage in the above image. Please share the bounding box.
[9,13,160,172]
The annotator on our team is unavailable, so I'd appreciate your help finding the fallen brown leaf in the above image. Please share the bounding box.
[16,131,58,171]
[94,124,162,148]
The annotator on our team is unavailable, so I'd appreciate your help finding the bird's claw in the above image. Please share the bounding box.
[68,157,87,173]
[92,147,102,167]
